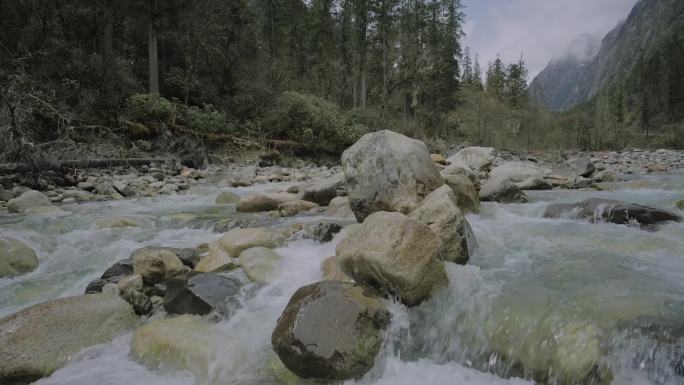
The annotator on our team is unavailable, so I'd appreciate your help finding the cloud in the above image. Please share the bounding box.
[462,0,638,78]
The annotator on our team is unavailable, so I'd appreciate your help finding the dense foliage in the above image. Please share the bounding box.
[0,0,681,163]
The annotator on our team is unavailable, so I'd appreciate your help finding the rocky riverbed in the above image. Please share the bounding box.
[1,133,683,385]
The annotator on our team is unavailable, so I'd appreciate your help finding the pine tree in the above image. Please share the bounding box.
[462,47,474,85]
[486,56,506,101]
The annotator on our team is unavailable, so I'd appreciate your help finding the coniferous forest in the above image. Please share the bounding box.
[1,0,682,165]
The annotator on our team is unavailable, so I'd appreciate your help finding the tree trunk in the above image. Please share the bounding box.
[148,14,160,94]
[101,0,114,98]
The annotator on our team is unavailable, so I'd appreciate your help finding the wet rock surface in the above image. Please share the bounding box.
[271,281,390,380]
[163,272,242,315]
[336,211,448,306]
[544,198,681,227]
[0,294,137,384]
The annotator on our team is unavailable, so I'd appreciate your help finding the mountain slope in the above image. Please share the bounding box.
[531,0,684,112]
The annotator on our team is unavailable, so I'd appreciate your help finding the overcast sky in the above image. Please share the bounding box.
[462,0,639,80]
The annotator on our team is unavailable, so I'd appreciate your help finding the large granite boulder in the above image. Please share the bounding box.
[544,198,681,227]
[132,247,186,285]
[131,315,227,380]
[218,227,285,257]
[447,146,496,172]
[0,294,137,384]
[441,163,480,189]
[163,272,242,315]
[341,130,444,222]
[7,190,53,214]
[409,185,472,264]
[336,211,448,306]
[442,173,480,214]
[489,162,547,183]
[479,177,527,204]
[0,237,39,278]
[271,281,390,380]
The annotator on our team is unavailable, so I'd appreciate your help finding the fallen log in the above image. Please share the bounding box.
[0,158,177,174]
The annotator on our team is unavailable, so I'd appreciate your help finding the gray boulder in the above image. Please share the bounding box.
[163,272,242,315]
[544,198,681,227]
[341,130,444,222]
[480,177,527,203]
[516,177,553,191]
[549,158,595,179]
[489,162,547,183]
[271,281,389,380]
[442,173,480,214]
[0,237,39,278]
[218,227,285,257]
[336,211,447,306]
[7,190,53,214]
[298,174,344,205]
[0,294,137,384]
[409,185,472,264]
[236,192,298,213]
[132,247,186,285]
[447,146,496,172]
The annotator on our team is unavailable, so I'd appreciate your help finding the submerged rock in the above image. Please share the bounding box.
[163,272,242,315]
[238,247,281,283]
[131,315,226,380]
[0,236,39,278]
[543,198,681,227]
[336,211,447,306]
[215,191,240,204]
[0,294,137,384]
[480,177,527,204]
[341,130,444,222]
[409,185,472,264]
[271,281,390,380]
[7,190,53,214]
[95,216,150,229]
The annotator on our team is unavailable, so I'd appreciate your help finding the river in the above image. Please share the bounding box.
[1,173,683,385]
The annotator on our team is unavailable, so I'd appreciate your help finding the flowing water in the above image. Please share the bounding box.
[2,173,684,385]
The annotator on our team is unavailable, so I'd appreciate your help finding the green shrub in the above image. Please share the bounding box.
[182,104,227,132]
[126,93,175,122]
[266,91,369,151]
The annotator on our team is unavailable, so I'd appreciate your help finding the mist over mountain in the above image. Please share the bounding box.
[531,0,684,112]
